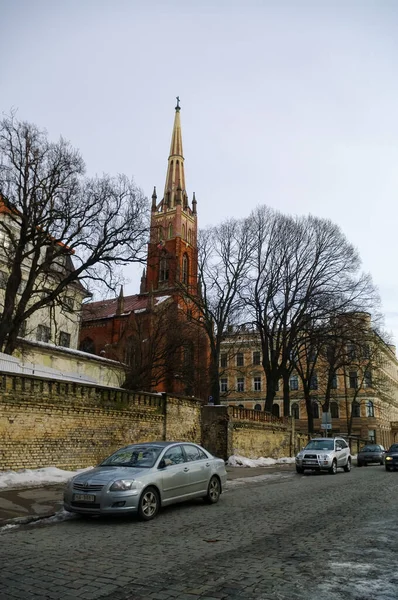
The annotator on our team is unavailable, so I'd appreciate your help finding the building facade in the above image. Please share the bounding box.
[220,323,398,447]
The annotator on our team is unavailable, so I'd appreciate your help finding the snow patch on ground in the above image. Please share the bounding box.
[0,466,93,490]
[227,454,295,467]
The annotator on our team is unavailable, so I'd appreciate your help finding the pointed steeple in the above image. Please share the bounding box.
[163,97,186,206]
[151,186,157,211]
[116,285,125,315]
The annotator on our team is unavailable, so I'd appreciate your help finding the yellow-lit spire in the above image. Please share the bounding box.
[164,97,186,205]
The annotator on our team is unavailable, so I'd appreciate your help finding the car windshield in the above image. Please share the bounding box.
[99,445,163,468]
[388,444,398,453]
[304,440,335,451]
[361,445,380,452]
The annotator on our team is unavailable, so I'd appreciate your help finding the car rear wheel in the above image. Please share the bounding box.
[343,458,351,472]
[138,487,160,521]
[205,476,221,504]
[329,460,337,475]
[380,459,384,465]
[296,466,304,474]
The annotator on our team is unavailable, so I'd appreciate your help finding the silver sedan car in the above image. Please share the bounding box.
[64,441,227,520]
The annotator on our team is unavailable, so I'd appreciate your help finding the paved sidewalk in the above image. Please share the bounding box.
[0,463,295,526]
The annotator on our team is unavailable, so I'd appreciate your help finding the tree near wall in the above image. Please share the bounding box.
[0,115,149,354]
[243,206,378,417]
[177,217,253,404]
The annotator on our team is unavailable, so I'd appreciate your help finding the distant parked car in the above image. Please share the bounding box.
[64,441,227,520]
[357,444,385,467]
[385,444,398,471]
[295,437,351,474]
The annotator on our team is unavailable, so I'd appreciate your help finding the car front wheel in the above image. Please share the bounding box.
[138,487,160,521]
[343,458,351,472]
[205,476,221,504]
[329,460,337,475]
[386,465,392,472]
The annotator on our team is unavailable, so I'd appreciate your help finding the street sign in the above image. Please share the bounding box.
[321,424,332,430]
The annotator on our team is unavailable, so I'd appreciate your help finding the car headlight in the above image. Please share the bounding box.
[110,479,136,491]
[386,456,393,461]
[296,453,303,460]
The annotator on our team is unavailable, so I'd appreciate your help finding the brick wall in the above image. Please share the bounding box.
[0,374,202,471]
[202,405,296,460]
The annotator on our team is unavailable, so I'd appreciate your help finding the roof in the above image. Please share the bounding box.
[82,293,172,322]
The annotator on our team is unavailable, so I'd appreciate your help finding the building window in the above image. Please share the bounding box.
[331,374,338,389]
[272,404,280,417]
[352,401,361,417]
[366,401,375,417]
[253,376,261,392]
[59,331,71,348]
[36,324,51,343]
[63,296,74,312]
[159,255,169,282]
[182,254,188,284]
[291,402,299,419]
[168,223,173,238]
[363,344,371,359]
[0,271,7,289]
[349,371,358,389]
[253,351,261,365]
[188,229,192,244]
[18,321,27,338]
[330,402,339,419]
[347,344,356,360]
[220,378,228,393]
[80,337,95,354]
[182,224,186,240]
[289,375,299,391]
[254,404,261,411]
[312,402,320,419]
[310,374,318,390]
[236,353,244,367]
[237,377,244,392]
[220,353,227,368]
[368,429,376,442]
[364,370,372,388]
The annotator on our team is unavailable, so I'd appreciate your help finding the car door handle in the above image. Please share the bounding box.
[184,467,189,472]
[206,463,210,467]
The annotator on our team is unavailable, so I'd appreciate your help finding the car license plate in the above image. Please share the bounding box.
[304,461,317,465]
[73,494,95,502]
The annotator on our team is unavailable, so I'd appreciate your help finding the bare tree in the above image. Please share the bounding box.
[244,206,379,417]
[177,217,253,404]
[0,115,149,354]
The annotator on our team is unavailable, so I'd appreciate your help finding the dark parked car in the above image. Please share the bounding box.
[385,444,398,471]
[357,444,385,467]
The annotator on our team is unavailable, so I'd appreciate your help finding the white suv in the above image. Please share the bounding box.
[295,437,351,474]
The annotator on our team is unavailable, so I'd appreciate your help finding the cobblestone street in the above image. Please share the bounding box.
[1,467,397,600]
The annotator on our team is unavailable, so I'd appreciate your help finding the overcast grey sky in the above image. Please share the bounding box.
[2,0,398,341]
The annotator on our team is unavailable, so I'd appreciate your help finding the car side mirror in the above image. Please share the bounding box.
[158,459,166,469]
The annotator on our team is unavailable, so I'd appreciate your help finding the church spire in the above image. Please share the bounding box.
[164,97,186,206]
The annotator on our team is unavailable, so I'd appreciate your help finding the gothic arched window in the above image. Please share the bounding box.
[182,254,189,285]
[188,229,192,244]
[291,402,299,419]
[159,253,169,282]
[168,223,173,239]
[182,224,186,240]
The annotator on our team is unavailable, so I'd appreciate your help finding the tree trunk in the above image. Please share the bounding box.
[282,372,290,417]
[305,394,314,434]
[265,384,276,413]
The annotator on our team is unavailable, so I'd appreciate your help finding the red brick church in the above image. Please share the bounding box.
[79,100,209,398]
